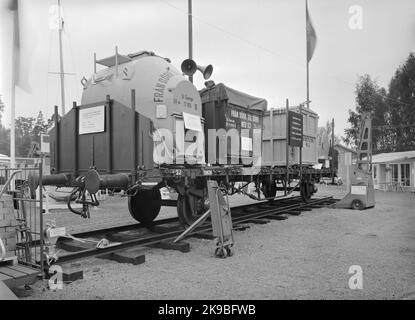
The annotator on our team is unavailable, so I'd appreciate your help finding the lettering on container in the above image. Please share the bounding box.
[153,70,175,103]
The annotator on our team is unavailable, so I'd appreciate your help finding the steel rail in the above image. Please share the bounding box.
[54,196,336,264]
[22,195,304,248]
[63,195,304,239]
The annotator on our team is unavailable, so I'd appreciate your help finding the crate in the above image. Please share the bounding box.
[200,83,267,165]
[262,107,318,166]
[1,195,17,255]
[0,255,18,267]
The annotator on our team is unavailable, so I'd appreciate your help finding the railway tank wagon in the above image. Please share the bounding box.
[39,50,206,224]
[30,49,330,228]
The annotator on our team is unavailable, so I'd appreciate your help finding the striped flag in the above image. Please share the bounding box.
[306,0,317,63]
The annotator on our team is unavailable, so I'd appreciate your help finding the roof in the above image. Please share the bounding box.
[372,150,415,164]
[200,83,267,112]
[334,144,357,154]
[96,53,132,67]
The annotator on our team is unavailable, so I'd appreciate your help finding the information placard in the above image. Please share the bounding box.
[288,111,303,147]
[183,112,202,132]
[79,105,105,135]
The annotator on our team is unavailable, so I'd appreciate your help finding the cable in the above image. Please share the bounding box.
[158,0,413,107]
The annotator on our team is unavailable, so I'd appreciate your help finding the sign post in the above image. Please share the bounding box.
[345,151,352,192]
[285,100,289,196]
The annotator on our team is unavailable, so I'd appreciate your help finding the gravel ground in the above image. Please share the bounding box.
[24,186,415,300]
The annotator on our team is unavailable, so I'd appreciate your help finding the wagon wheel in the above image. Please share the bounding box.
[262,180,277,199]
[351,199,364,210]
[128,188,161,225]
[300,181,314,203]
[215,247,228,259]
[225,245,234,257]
[177,189,209,227]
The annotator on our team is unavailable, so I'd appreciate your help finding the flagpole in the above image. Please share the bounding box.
[58,0,65,115]
[188,0,193,83]
[306,52,310,109]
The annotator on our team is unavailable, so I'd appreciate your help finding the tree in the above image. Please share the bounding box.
[15,111,53,157]
[0,95,10,156]
[344,74,389,153]
[0,95,4,122]
[345,53,415,154]
[387,53,415,151]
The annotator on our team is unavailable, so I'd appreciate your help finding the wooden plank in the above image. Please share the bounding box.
[98,247,146,265]
[7,265,35,276]
[0,272,11,282]
[249,219,270,224]
[0,281,18,300]
[0,266,27,279]
[146,240,190,253]
[3,273,38,289]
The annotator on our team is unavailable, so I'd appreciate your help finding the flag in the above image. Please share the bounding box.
[8,0,30,91]
[306,0,317,63]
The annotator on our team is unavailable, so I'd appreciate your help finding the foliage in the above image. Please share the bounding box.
[15,111,53,157]
[0,95,10,156]
[0,100,53,157]
[344,53,415,153]
[317,120,342,158]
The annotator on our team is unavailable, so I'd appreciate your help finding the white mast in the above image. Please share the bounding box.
[58,0,65,115]
[10,0,18,170]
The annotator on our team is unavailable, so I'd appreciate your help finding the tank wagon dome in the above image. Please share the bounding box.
[81,50,202,130]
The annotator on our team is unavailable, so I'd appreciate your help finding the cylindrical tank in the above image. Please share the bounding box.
[81,51,202,132]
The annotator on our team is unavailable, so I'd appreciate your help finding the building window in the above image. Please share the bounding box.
[400,163,410,187]
[391,164,399,184]
[374,165,377,179]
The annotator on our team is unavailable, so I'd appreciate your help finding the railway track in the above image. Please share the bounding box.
[51,196,337,264]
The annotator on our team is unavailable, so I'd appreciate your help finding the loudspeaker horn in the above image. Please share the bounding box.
[197,64,213,80]
[181,59,197,76]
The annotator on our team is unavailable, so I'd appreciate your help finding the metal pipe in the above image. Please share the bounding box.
[115,46,118,77]
[174,209,211,243]
[131,89,137,179]
[285,99,289,195]
[54,105,60,172]
[106,95,112,173]
[73,101,79,177]
[98,174,130,190]
[39,159,45,278]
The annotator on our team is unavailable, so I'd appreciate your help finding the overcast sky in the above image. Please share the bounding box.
[1,0,414,136]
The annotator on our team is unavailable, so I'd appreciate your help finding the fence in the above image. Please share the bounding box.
[0,161,45,275]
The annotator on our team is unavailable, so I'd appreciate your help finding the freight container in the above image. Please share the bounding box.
[262,107,318,166]
[200,83,266,165]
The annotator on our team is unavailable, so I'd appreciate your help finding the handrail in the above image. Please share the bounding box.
[0,170,22,199]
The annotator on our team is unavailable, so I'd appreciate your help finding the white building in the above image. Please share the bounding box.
[372,150,415,192]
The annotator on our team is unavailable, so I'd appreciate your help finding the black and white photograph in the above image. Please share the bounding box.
[0,0,414,306]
